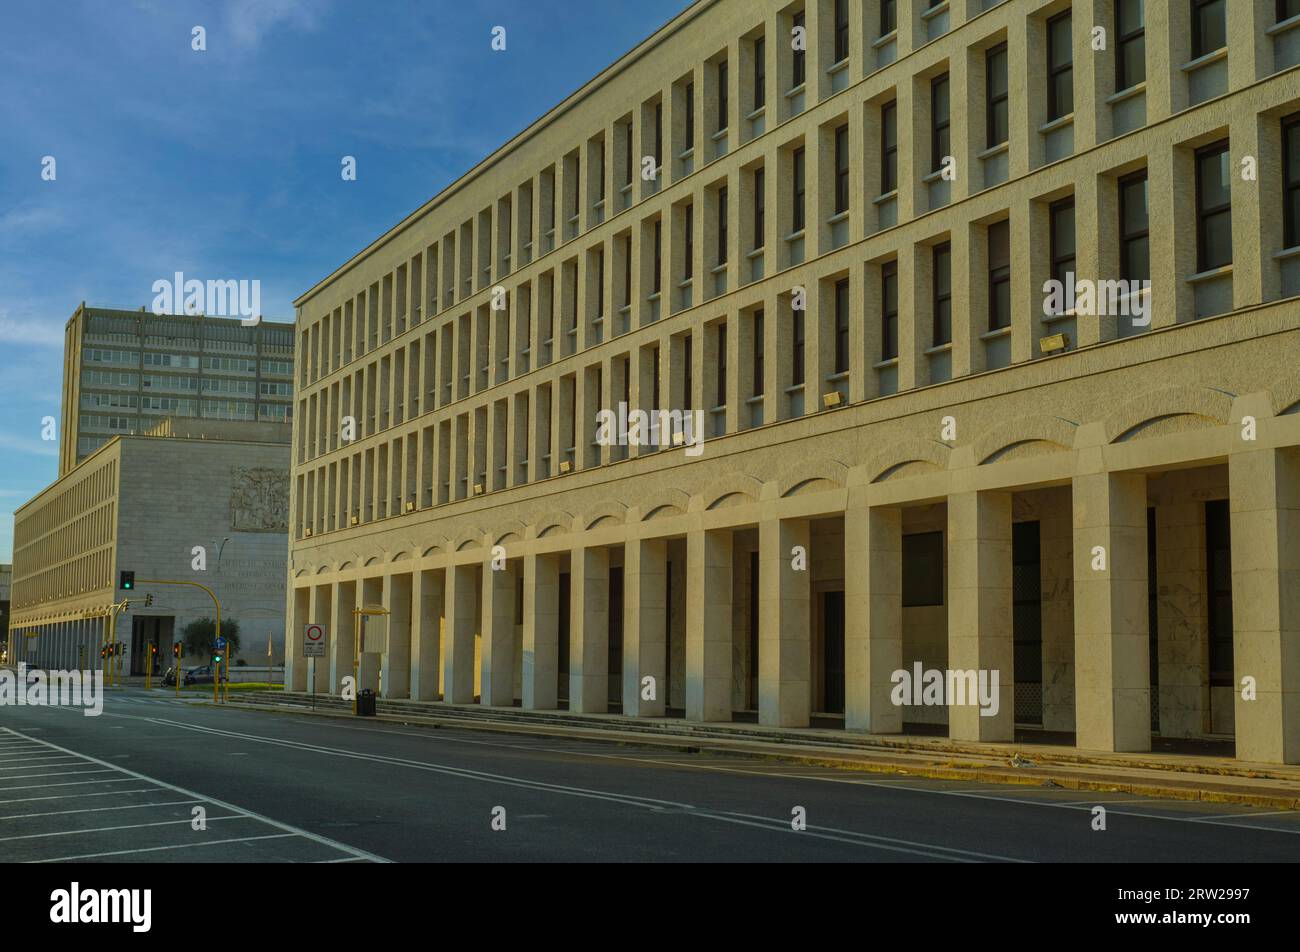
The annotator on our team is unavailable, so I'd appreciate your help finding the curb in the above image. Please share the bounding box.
[218,697,1300,811]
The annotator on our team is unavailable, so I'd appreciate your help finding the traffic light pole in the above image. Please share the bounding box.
[134,580,221,704]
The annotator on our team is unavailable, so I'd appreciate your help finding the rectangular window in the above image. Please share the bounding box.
[596,250,605,317]
[624,123,633,184]
[1282,0,1300,21]
[933,242,952,345]
[882,262,899,361]
[1284,114,1300,249]
[753,309,765,396]
[881,0,897,36]
[1119,169,1150,282]
[685,204,694,280]
[986,43,1009,148]
[792,11,806,87]
[597,141,606,203]
[835,124,850,214]
[1196,140,1232,271]
[792,310,805,386]
[754,37,766,109]
[653,219,663,293]
[624,235,633,306]
[1047,11,1074,121]
[718,187,728,264]
[1192,0,1226,57]
[1116,0,1146,90]
[717,60,728,131]
[793,147,806,232]
[654,102,663,168]
[685,82,695,152]
[834,0,849,63]
[902,532,944,606]
[834,277,850,374]
[881,100,898,194]
[931,74,950,172]
[684,335,693,409]
[989,219,1012,330]
[1049,199,1076,310]
[754,168,766,248]
[717,324,728,407]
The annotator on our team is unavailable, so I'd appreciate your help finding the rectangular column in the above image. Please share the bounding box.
[759,517,811,727]
[522,552,560,709]
[410,569,442,700]
[845,505,903,732]
[444,563,478,704]
[947,491,1014,742]
[381,573,411,698]
[686,527,732,721]
[481,557,517,707]
[569,546,609,713]
[329,580,356,693]
[623,537,668,717]
[1230,447,1300,764]
[1073,471,1151,752]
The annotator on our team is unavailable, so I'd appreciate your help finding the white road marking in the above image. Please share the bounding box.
[1,727,389,863]
[0,800,201,821]
[36,833,299,863]
[0,815,245,842]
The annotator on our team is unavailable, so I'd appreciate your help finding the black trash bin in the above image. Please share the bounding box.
[357,689,377,717]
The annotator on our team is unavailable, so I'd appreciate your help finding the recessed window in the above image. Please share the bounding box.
[1283,114,1300,249]
[792,309,805,386]
[753,309,765,397]
[716,323,727,407]
[685,82,695,152]
[989,219,1012,330]
[881,100,898,193]
[834,0,849,63]
[834,277,850,374]
[1119,170,1150,282]
[1049,199,1076,313]
[986,43,1009,148]
[717,60,729,132]
[931,74,950,172]
[717,186,728,265]
[684,335,693,409]
[1116,0,1146,90]
[793,146,806,232]
[1282,0,1300,22]
[754,37,766,110]
[834,124,850,215]
[653,219,662,293]
[881,0,897,36]
[1047,11,1074,121]
[882,262,899,361]
[754,168,766,249]
[1195,140,1232,272]
[654,102,663,168]
[902,532,944,607]
[933,242,952,345]
[792,11,806,87]
[1192,0,1226,58]
[684,204,694,281]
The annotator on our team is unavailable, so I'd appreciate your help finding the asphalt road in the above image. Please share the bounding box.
[2,687,1299,863]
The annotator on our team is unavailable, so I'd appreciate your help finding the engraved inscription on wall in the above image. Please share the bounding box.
[230,467,289,532]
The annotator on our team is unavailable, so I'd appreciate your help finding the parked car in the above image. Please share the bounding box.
[182,664,227,686]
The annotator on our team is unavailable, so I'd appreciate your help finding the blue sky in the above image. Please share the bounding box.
[0,0,690,561]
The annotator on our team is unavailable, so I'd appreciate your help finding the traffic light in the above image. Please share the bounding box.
[119,571,134,590]
[213,651,223,665]
[144,593,154,607]
[150,644,158,657]
[173,643,181,659]
[100,646,107,660]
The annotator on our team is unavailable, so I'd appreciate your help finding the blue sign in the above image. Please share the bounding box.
[214,637,227,649]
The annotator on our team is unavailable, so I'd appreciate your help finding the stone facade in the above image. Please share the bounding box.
[285,0,1300,763]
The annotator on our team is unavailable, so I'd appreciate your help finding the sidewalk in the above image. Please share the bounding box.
[224,690,1300,810]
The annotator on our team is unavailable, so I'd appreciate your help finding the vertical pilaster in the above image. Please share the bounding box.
[686,527,733,722]
[481,557,517,707]
[522,552,560,709]
[845,504,904,732]
[444,563,478,704]
[623,537,668,717]
[570,546,609,713]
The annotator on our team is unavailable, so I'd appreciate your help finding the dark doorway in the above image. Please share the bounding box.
[1148,507,1159,732]
[822,591,845,714]
[1012,520,1042,725]
[749,552,759,709]
[608,566,624,711]
[558,571,571,705]
[1206,500,1233,732]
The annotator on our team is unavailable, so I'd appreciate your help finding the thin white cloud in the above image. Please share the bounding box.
[225,0,322,48]
[0,315,63,347]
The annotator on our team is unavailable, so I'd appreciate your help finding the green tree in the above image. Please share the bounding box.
[180,616,241,660]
